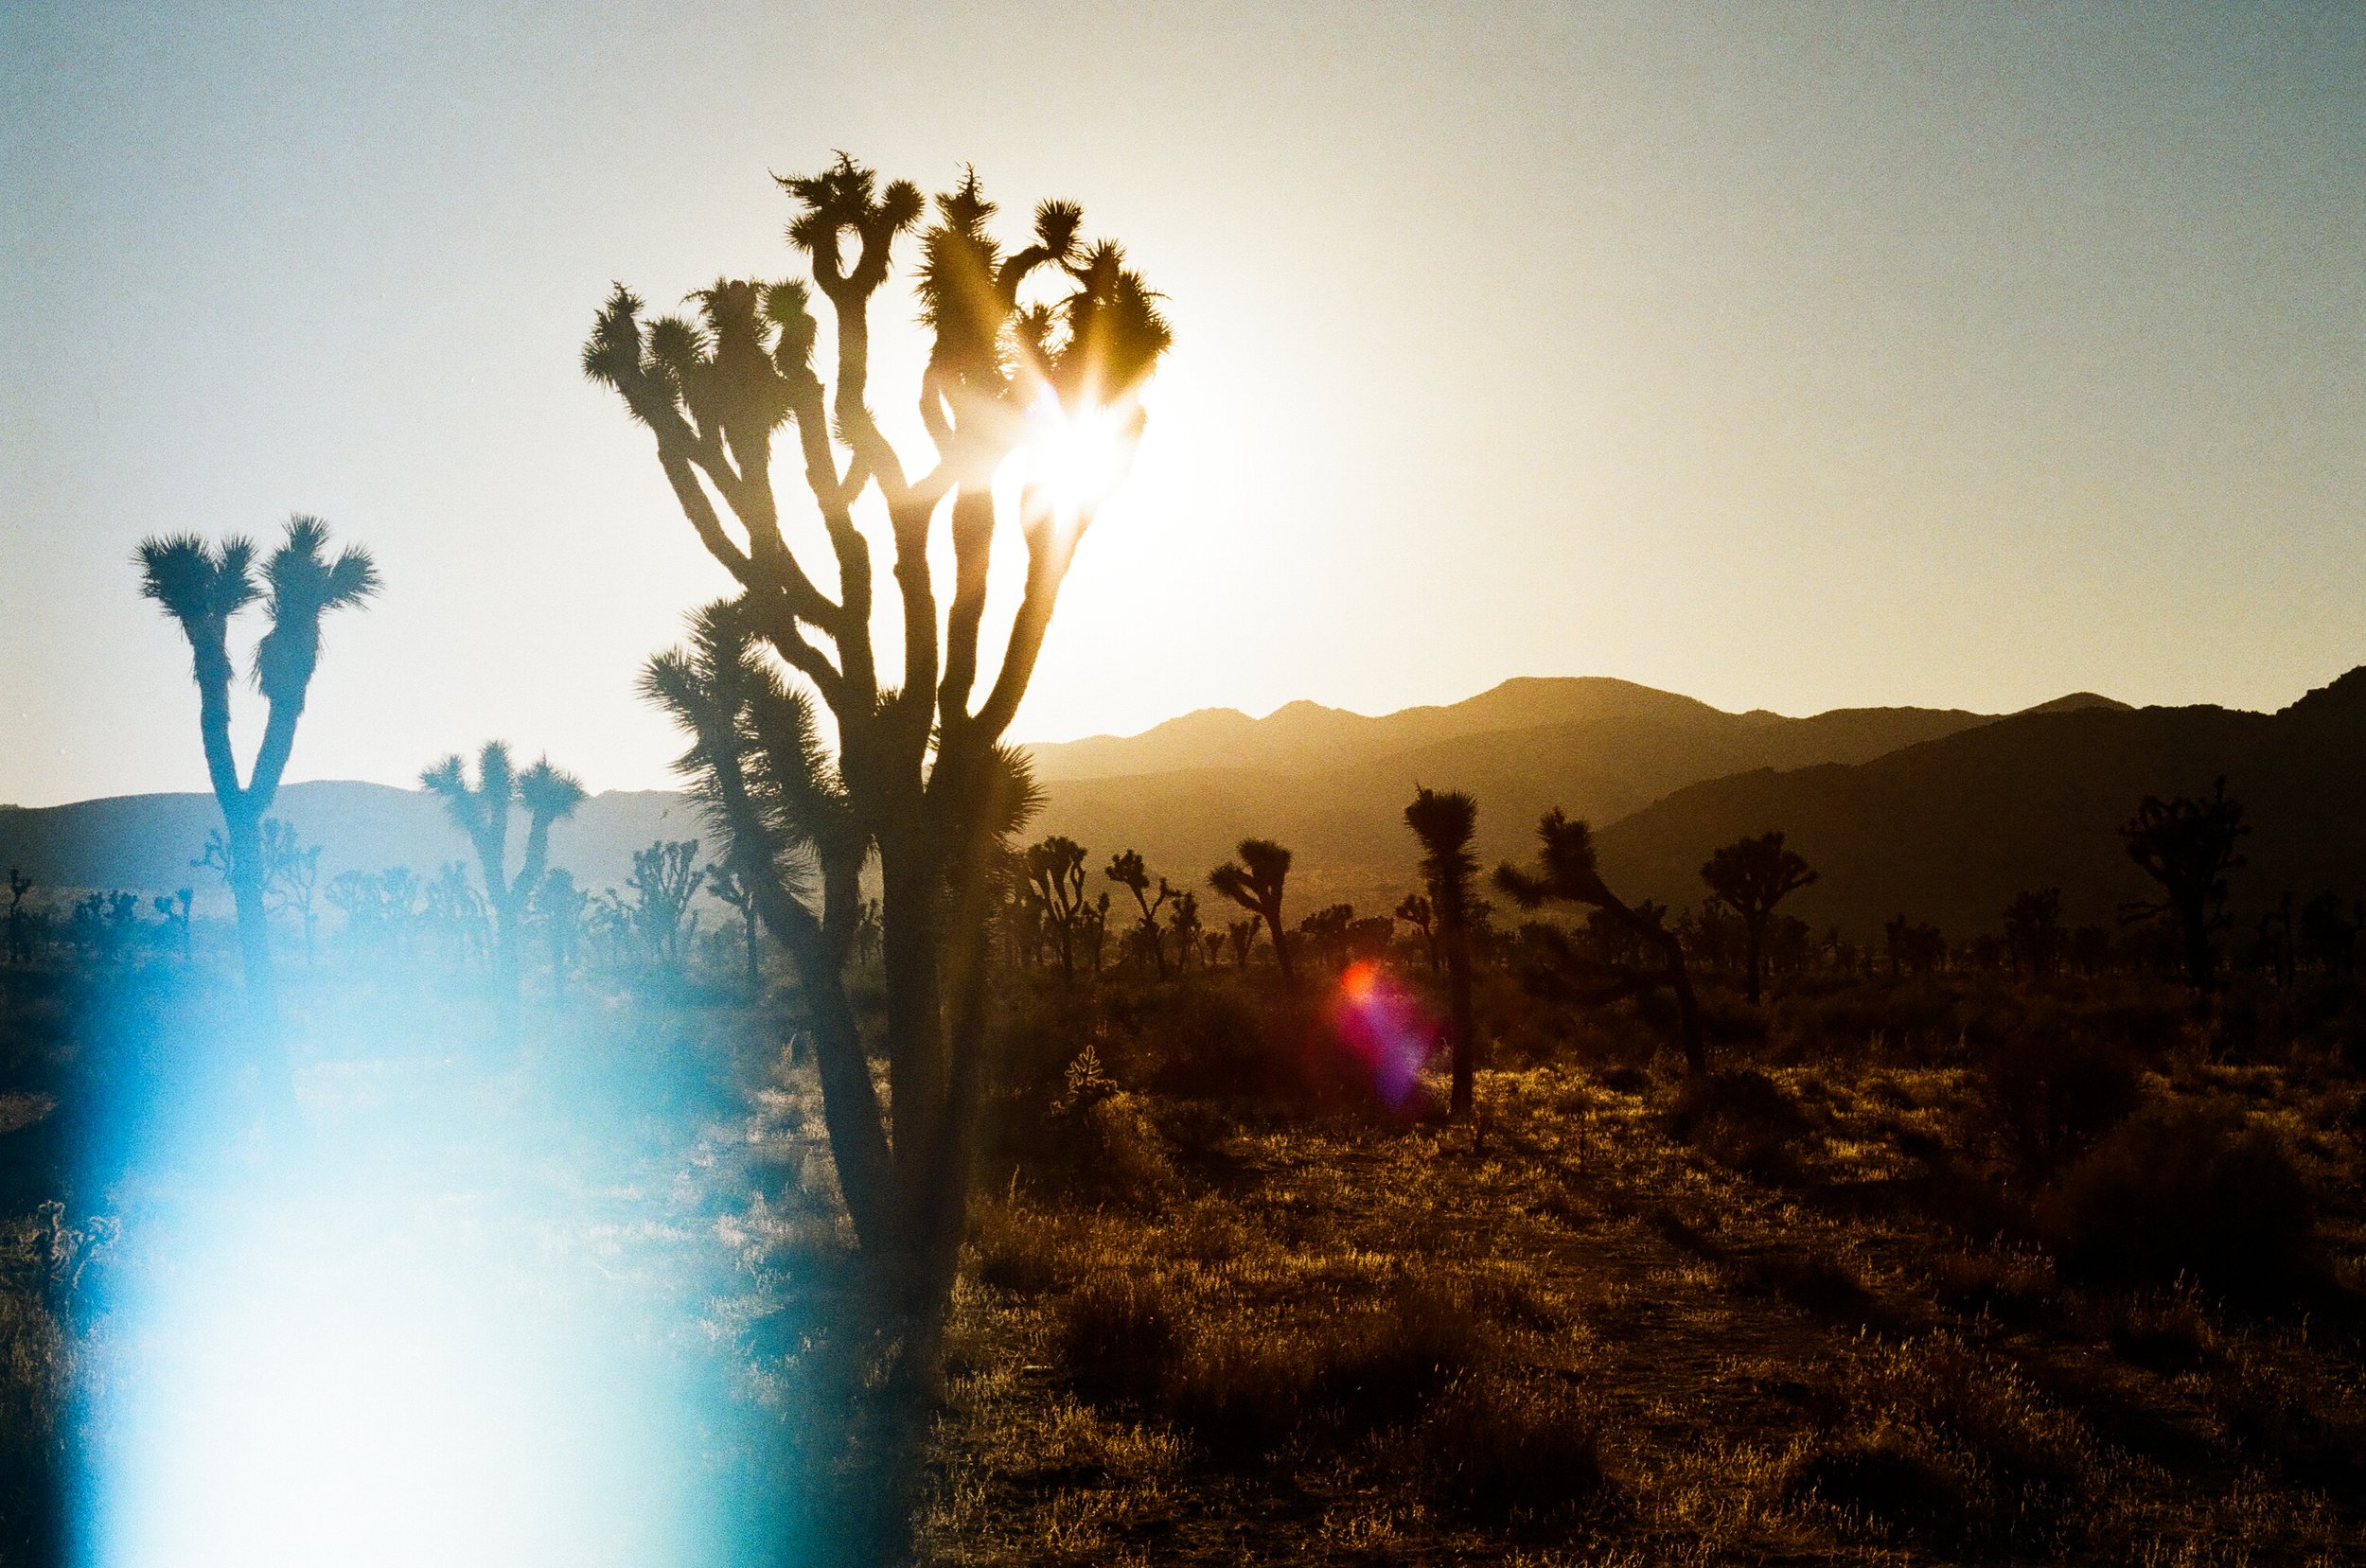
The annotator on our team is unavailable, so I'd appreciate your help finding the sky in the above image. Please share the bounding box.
[3,1,2361,807]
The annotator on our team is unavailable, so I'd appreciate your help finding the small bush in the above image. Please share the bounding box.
[1417,1373,1609,1528]
[2104,1282,2221,1372]
[1159,1319,1315,1455]
[2043,1099,2319,1296]
[1926,1243,2058,1323]
[1781,1419,1972,1545]
[1976,1022,2141,1171]
[1056,1271,1177,1406]
[1663,1069,1811,1178]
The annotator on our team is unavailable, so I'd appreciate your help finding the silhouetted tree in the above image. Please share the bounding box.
[707,862,762,994]
[138,518,377,1118]
[1225,918,1258,970]
[5,871,31,965]
[1395,890,1438,972]
[535,869,589,1000]
[1297,903,1359,973]
[1499,809,1706,1075]
[2300,890,2360,976]
[2069,924,2111,977]
[2003,888,2064,979]
[423,743,589,1005]
[151,889,192,964]
[1701,831,1817,1005]
[1209,838,1295,982]
[620,839,703,978]
[1104,849,1175,977]
[258,819,322,966]
[1167,889,1202,975]
[1404,787,1481,1119]
[2258,891,2296,987]
[1201,929,1226,969]
[2119,778,2248,994]
[1022,836,1091,980]
[1882,914,1946,978]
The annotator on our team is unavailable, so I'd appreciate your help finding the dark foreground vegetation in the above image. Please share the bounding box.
[5,911,2364,1564]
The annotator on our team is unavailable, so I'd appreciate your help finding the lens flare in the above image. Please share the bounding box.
[1324,960,1437,1110]
[1022,391,1134,522]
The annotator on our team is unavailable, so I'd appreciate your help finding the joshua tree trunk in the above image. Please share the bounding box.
[604,160,1171,1562]
[1743,915,1764,1006]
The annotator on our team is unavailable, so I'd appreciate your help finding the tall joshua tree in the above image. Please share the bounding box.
[1404,787,1480,1119]
[596,155,1166,1526]
[422,742,588,1003]
[1104,849,1174,977]
[2120,777,2248,994]
[1701,830,1818,1005]
[138,518,378,1103]
[1209,837,1295,982]
[1498,809,1706,1075]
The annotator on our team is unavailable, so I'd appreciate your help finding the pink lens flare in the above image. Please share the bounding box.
[1324,960,1438,1110]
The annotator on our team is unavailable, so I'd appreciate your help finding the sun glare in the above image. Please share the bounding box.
[1020,392,1136,524]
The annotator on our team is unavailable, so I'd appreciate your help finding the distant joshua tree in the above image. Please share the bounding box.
[535,868,591,999]
[621,839,703,977]
[2300,890,2360,976]
[1167,889,1202,974]
[258,819,323,965]
[1499,809,1706,1075]
[1104,849,1175,977]
[1226,918,1259,970]
[707,862,762,994]
[422,742,589,1003]
[1209,838,1295,982]
[5,870,32,966]
[1404,787,1481,1119]
[1883,913,1946,978]
[138,517,378,1112]
[2003,888,2064,979]
[1396,891,1439,972]
[152,889,193,964]
[2119,778,2247,994]
[1023,836,1092,980]
[1701,831,1818,1005]
[1202,929,1227,970]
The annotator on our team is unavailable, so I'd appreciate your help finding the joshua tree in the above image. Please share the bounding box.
[1701,830,1818,1005]
[1202,929,1227,969]
[1209,838,1295,982]
[257,819,323,966]
[2003,888,2064,979]
[707,862,762,994]
[138,517,378,1111]
[1298,903,1359,972]
[1022,836,1092,980]
[535,869,590,999]
[603,162,1167,1546]
[1499,809,1706,1075]
[2300,890,2360,976]
[422,742,589,1003]
[2119,778,2248,993]
[151,889,193,964]
[1404,787,1481,1118]
[1104,849,1174,976]
[1167,889,1202,974]
[5,870,32,965]
[1226,918,1258,969]
[621,839,703,977]
[1396,891,1438,971]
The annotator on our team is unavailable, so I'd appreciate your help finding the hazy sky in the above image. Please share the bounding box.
[4,2,2361,806]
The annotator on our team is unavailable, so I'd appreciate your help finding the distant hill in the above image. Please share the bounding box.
[8,670,2296,944]
[1590,669,2366,938]
[0,782,705,913]
[1025,678,2055,908]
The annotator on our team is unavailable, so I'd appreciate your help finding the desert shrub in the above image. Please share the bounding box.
[2103,1281,2221,1372]
[1056,1270,1178,1406]
[1735,1248,1887,1329]
[1975,1021,2142,1171]
[1416,1372,1609,1528]
[1791,1333,2096,1552]
[1663,1068,1811,1178]
[1780,1419,1972,1545]
[970,1202,1072,1295]
[2207,1348,2366,1492]
[2043,1099,2319,1296]
[1314,1276,1481,1425]
[1926,1243,2058,1323]
[1157,1318,1315,1455]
